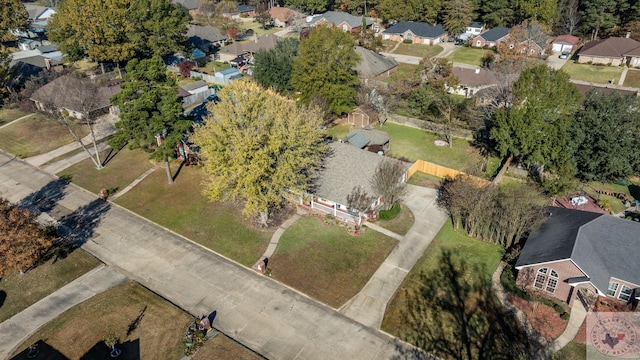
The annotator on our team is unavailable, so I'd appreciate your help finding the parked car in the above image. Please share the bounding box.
[448,36,456,42]
[559,52,569,59]
[455,39,465,46]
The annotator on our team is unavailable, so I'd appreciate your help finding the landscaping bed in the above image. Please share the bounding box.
[374,203,415,235]
[0,249,100,323]
[0,113,89,158]
[509,295,568,340]
[269,216,398,308]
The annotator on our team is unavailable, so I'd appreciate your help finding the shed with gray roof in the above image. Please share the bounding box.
[516,207,640,305]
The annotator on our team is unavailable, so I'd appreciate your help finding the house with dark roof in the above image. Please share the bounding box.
[449,66,497,98]
[268,7,305,28]
[577,37,640,67]
[217,34,281,62]
[308,11,374,33]
[382,22,448,45]
[172,0,202,15]
[30,76,122,119]
[552,35,580,53]
[187,24,227,51]
[306,142,408,224]
[472,27,510,48]
[223,4,255,19]
[515,207,640,306]
[354,46,397,80]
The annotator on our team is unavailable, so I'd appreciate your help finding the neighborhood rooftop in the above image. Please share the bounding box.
[383,22,447,39]
[354,46,397,78]
[515,207,640,295]
[579,37,640,57]
[30,75,122,114]
[309,11,374,28]
[478,27,510,42]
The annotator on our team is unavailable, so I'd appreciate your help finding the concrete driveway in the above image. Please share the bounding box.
[546,52,569,70]
[0,152,435,360]
[339,185,449,328]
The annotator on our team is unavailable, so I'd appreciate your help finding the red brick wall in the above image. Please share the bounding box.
[517,260,587,304]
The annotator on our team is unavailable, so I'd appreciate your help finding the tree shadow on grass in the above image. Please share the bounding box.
[10,340,68,360]
[392,250,548,360]
[0,290,5,310]
[57,199,111,248]
[101,142,127,167]
[17,178,69,214]
[80,338,140,360]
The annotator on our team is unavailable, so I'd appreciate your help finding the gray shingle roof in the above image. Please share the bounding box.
[172,0,201,10]
[30,75,121,114]
[187,24,226,44]
[382,21,447,39]
[313,142,405,205]
[346,128,390,146]
[179,80,208,92]
[516,207,640,294]
[478,27,510,42]
[237,5,254,13]
[345,132,370,148]
[579,37,640,58]
[354,46,397,78]
[310,11,374,29]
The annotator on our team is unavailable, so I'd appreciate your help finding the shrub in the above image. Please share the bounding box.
[501,266,531,301]
[379,202,401,220]
[560,312,570,320]
[553,303,564,314]
[403,39,413,44]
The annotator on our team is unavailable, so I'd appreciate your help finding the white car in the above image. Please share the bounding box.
[559,52,569,59]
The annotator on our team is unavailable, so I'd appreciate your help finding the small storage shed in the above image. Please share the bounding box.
[215,67,240,81]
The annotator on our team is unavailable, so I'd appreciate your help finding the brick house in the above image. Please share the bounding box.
[308,11,374,33]
[577,37,640,67]
[381,21,448,45]
[515,207,640,307]
[268,7,305,28]
[472,27,510,48]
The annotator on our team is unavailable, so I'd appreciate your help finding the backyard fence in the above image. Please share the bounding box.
[408,160,490,185]
[181,88,215,107]
[387,114,474,140]
[166,65,233,86]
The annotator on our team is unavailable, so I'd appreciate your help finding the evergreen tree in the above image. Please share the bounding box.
[253,38,299,94]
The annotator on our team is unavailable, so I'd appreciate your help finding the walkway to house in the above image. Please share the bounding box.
[109,167,158,201]
[251,208,306,272]
[551,301,588,352]
[0,265,128,358]
[0,113,35,130]
[24,113,117,168]
[339,185,449,328]
[618,67,629,86]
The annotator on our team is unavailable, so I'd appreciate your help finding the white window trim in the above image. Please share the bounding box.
[618,285,632,301]
[533,268,558,293]
[607,282,619,297]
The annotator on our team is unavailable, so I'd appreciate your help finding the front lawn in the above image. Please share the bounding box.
[448,47,491,66]
[561,61,624,84]
[553,342,586,360]
[374,203,415,235]
[0,113,89,158]
[270,216,398,308]
[384,62,419,83]
[57,147,156,196]
[0,107,28,127]
[0,250,100,323]
[114,163,273,267]
[382,221,520,359]
[623,68,640,88]
[381,122,488,173]
[12,282,190,360]
[393,44,443,58]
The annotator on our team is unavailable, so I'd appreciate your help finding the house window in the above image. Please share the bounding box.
[476,40,481,46]
[406,33,413,40]
[342,25,348,32]
[607,282,619,297]
[618,285,633,302]
[533,268,558,293]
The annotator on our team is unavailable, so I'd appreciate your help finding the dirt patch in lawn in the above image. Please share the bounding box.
[510,295,568,340]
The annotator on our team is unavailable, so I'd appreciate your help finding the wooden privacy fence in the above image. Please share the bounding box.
[407,160,490,185]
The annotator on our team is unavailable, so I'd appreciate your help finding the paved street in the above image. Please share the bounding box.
[0,151,434,360]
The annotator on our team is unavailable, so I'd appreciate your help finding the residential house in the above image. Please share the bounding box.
[552,35,580,53]
[382,21,448,45]
[218,34,281,63]
[223,5,255,19]
[172,0,203,16]
[30,76,122,119]
[307,11,374,33]
[515,207,640,306]
[305,142,408,224]
[268,7,305,28]
[466,22,484,36]
[472,27,510,48]
[178,80,214,107]
[354,46,398,80]
[511,24,549,56]
[10,45,64,85]
[24,4,55,22]
[217,42,246,62]
[345,128,390,153]
[577,37,640,67]
[187,24,227,51]
[449,66,497,98]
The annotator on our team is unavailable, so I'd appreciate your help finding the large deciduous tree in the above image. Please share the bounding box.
[443,0,475,35]
[370,159,408,210]
[47,0,189,64]
[0,198,54,276]
[191,80,327,226]
[110,57,191,184]
[291,25,360,115]
[253,37,299,94]
[1,0,29,103]
[570,91,640,182]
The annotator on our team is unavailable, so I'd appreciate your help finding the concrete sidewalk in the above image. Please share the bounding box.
[0,151,433,360]
[551,302,588,352]
[0,265,128,358]
[340,185,448,328]
[41,140,111,174]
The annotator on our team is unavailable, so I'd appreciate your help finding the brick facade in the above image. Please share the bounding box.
[516,260,587,304]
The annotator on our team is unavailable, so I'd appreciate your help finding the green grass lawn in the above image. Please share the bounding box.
[407,172,443,187]
[381,122,487,173]
[382,220,508,357]
[553,342,585,360]
[0,107,28,127]
[623,68,640,88]
[325,124,351,140]
[373,204,415,235]
[393,44,443,58]
[237,20,279,36]
[581,180,640,214]
[0,250,100,323]
[57,147,156,195]
[448,47,491,66]
[561,61,624,84]
[12,282,191,360]
[114,163,272,266]
[201,60,231,75]
[0,113,89,158]
[384,62,419,83]
[270,216,398,308]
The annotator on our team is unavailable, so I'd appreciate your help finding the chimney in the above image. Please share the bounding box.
[44,58,51,70]
[626,32,631,39]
